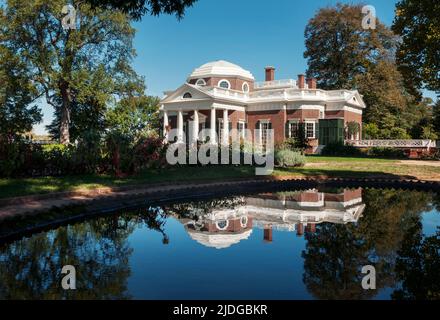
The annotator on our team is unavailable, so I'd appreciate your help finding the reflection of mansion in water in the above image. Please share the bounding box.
[180,188,365,249]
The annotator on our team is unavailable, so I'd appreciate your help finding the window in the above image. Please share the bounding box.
[218,79,230,89]
[216,220,229,230]
[183,92,192,99]
[195,78,206,86]
[260,121,270,146]
[242,82,249,93]
[238,121,246,139]
[288,121,299,138]
[305,121,316,139]
[240,216,248,228]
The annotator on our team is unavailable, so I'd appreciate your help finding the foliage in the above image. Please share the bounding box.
[275,149,306,167]
[86,0,198,20]
[362,123,380,139]
[393,0,440,94]
[304,3,397,90]
[0,45,41,140]
[321,142,362,157]
[366,147,406,159]
[1,0,143,144]
[346,121,360,139]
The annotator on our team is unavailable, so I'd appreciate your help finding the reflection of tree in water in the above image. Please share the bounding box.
[302,189,433,300]
[392,219,440,300]
[0,215,135,299]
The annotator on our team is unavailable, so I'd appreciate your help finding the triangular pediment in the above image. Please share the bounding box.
[161,83,214,104]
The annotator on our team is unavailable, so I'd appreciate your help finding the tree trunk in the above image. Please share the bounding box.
[59,81,71,145]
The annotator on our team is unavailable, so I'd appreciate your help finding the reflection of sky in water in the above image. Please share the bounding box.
[421,209,440,237]
[0,188,439,300]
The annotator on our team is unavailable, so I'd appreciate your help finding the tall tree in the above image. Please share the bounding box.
[1,0,141,144]
[0,45,41,141]
[393,0,440,95]
[86,0,198,20]
[304,3,397,90]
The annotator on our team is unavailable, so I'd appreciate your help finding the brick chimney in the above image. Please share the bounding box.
[298,74,305,89]
[306,78,317,89]
[264,226,273,242]
[265,66,275,82]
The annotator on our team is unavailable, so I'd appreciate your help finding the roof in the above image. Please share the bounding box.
[187,60,255,81]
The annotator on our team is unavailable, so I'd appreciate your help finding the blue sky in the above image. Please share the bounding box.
[33,0,436,134]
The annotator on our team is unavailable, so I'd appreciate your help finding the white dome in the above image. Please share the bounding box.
[188,60,254,81]
[186,229,252,249]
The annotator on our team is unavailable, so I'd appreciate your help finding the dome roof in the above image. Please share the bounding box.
[186,229,252,249]
[188,60,254,81]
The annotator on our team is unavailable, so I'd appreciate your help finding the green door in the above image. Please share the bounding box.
[318,119,344,145]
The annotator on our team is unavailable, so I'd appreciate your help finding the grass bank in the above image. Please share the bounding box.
[1,156,440,199]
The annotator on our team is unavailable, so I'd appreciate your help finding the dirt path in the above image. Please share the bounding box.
[398,160,440,167]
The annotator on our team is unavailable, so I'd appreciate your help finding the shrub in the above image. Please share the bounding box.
[275,148,306,167]
[321,142,362,157]
[366,147,406,159]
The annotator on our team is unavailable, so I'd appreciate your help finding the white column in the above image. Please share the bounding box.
[192,110,199,143]
[222,109,229,145]
[210,108,216,144]
[163,110,169,142]
[177,110,184,142]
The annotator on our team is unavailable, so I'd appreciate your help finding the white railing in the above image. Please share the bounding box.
[254,79,297,89]
[346,140,437,149]
[205,87,249,100]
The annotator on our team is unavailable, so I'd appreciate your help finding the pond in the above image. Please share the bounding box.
[0,187,439,300]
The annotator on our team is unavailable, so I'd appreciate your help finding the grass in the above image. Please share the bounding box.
[1,156,440,199]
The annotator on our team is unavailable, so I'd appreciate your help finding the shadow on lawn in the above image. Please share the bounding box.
[276,167,417,180]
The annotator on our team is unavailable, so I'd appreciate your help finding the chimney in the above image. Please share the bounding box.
[307,78,317,89]
[298,74,305,89]
[265,66,275,82]
[264,226,273,242]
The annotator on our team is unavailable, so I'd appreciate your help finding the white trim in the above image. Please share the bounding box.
[242,82,250,93]
[195,78,206,86]
[218,79,231,90]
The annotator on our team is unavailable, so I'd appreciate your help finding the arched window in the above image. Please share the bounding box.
[195,78,206,86]
[240,216,248,228]
[183,92,192,99]
[218,79,230,89]
[216,220,229,231]
[242,82,249,93]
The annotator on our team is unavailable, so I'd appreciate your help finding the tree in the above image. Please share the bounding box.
[1,0,142,144]
[393,0,440,94]
[433,100,440,137]
[304,3,397,90]
[106,95,161,138]
[354,60,413,137]
[86,0,198,20]
[0,45,42,141]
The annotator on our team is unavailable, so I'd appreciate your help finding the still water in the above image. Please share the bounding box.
[0,187,439,300]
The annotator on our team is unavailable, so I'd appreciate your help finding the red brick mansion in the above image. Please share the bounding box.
[160,60,366,150]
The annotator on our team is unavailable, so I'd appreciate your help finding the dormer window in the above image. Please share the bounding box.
[195,79,206,86]
[242,82,249,93]
[218,79,230,89]
[183,92,192,99]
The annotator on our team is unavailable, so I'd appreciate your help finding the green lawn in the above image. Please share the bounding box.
[1,156,440,199]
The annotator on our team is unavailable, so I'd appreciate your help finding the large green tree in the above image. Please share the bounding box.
[86,0,198,20]
[304,3,396,90]
[393,0,440,94]
[1,0,142,144]
[0,44,41,141]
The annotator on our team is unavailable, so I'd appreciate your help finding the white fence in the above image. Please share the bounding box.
[345,140,437,149]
